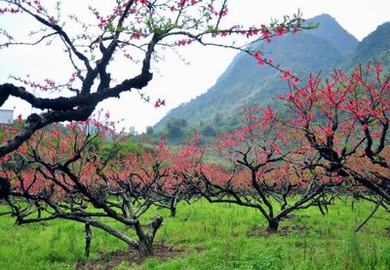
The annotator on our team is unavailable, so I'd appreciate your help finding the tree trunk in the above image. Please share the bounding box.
[170,207,176,217]
[138,238,154,257]
[134,215,163,257]
[85,223,92,257]
[0,177,10,199]
[170,195,178,217]
[267,219,279,232]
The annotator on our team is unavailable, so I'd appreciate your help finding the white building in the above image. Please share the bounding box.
[0,109,14,124]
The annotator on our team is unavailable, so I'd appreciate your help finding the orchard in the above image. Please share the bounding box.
[0,0,389,269]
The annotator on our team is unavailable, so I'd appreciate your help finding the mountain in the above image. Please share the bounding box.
[154,14,354,133]
[155,34,343,130]
[342,22,390,70]
[153,15,389,143]
[306,14,358,56]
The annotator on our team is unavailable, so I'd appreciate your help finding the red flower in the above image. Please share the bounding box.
[280,70,291,80]
[275,27,285,36]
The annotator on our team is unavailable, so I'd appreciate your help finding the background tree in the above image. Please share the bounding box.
[281,63,389,203]
[0,120,180,257]
[157,134,204,217]
[186,106,340,231]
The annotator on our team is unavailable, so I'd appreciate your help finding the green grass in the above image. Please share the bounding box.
[0,199,389,270]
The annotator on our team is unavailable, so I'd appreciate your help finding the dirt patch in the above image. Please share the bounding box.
[76,243,190,270]
[247,223,312,237]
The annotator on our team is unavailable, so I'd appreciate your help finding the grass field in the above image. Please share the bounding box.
[0,199,389,270]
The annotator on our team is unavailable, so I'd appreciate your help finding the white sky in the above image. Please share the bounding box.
[0,0,389,133]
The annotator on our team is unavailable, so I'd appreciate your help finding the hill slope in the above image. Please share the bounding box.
[161,34,342,125]
[342,22,390,69]
[153,16,390,144]
[154,14,352,131]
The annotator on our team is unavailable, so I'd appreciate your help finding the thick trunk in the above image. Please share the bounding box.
[138,238,154,257]
[267,219,279,232]
[135,215,163,257]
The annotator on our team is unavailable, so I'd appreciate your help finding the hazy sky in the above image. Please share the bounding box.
[0,0,389,132]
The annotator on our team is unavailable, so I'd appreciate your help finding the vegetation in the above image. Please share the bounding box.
[0,199,389,270]
[0,62,388,264]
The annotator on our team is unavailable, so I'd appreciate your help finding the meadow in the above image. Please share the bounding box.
[0,199,389,270]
